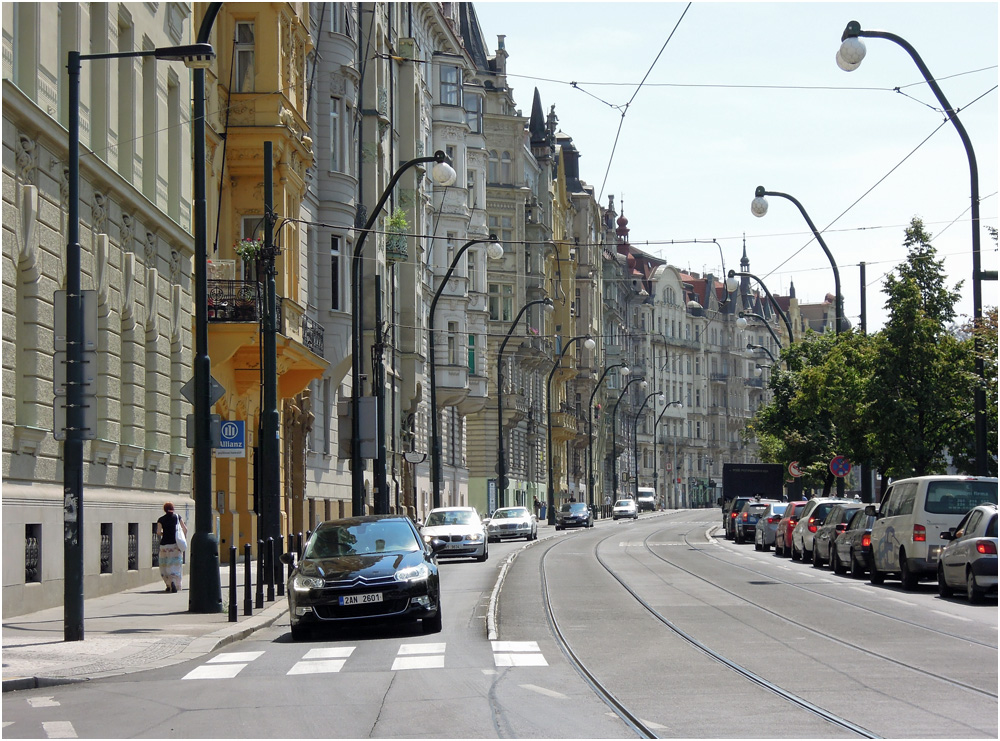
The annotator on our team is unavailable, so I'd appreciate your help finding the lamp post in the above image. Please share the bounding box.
[633,392,665,499]
[838,21,991,476]
[653,400,682,508]
[737,311,782,349]
[747,343,777,364]
[546,335,597,524]
[351,153,456,516]
[726,270,794,341]
[611,376,647,501]
[429,236,504,509]
[63,42,215,640]
[750,187,843,336]
[588,363,630,515]
[496,298,553,508]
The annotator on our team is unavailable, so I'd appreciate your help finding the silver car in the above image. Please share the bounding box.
[938,503,998,603]
[420,507,488,562]
[485,506,537,542]
[754,502,788,551]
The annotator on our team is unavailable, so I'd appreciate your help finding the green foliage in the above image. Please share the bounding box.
[386,207,408,232]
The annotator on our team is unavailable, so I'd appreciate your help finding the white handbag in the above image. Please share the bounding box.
[175,517,187,552]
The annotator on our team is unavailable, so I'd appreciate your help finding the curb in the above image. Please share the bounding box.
[2,600,289,693]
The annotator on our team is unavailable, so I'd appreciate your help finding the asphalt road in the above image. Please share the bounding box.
[3,510,996,739]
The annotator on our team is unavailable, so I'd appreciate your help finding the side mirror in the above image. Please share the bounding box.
[940,529,956,541]
[836,523,848,533]
[864,505,877,517]
[279,552,297,567]
[428,537,448,554]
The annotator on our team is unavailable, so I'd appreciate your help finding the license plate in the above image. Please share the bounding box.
[446,542,466,549]
[339,592,383,606]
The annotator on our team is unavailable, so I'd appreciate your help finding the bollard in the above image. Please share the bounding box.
[296,532,303,557]
[266,537,275,602]
[276,536,285,598]
[256,539,264,609]
[228,545,238,622]
[243,543,253,616]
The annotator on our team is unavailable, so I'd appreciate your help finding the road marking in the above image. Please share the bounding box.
[850,587,869,594]
[491,641,539,652]
[494,653,548,667]
[183,663,247,680]
[519,684,566,698]
[303,647,355,660]
[886,597,915,607]
[287,659,347,675]
[482,669,498,675]
[28,697,60,708]
[397,642,446,655]
[931,610,972,622]
[207,651,264,663]
[41,721,77,738]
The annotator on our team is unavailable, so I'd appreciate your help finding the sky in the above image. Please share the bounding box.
[472,1,998,332]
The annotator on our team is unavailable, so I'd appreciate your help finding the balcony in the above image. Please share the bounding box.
[744,377,765,388]
[434,364,470,407]
[551,409,580,444]
[709,372,728,383]
[458,374,489,415]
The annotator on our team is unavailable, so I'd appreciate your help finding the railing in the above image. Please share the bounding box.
[208,279,261,322]
[710,372,729,382]
[302,313,325,358]
[24,535,39,583]
[744,377,765,388]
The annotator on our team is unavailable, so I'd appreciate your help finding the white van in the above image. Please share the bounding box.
[868,475,998,589]
[636,487,656,512]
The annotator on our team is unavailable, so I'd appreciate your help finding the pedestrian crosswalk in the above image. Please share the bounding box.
[181,640,549,680]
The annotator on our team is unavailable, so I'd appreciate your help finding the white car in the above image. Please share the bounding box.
[613,499,638,520]
[420,507,488,561]
[937,503,998,603]
[485,506,538,542]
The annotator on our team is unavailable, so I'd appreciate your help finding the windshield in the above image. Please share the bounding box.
[561,503,589,513]
[924,481,998,515]
[424,510,479,527]
[304,521,419,558]
[615,500,633,507]
[492,508,528,519]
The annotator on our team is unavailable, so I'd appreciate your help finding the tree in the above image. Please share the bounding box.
[869,218,969,480]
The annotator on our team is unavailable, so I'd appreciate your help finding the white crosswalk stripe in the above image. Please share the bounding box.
[184,650,264,679]
[492,640,547,667]
[42,721,77,739]
[287,646,355,675]
[392,642,445,670]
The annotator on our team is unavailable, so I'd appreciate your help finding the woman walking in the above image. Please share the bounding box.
[156,502,187,593]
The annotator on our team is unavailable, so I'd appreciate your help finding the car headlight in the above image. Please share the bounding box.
[467,533,484,542]
[292,574,324,591]
[395,563,430,582]
[423,534,434,543]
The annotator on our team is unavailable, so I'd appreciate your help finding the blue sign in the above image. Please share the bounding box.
[217,420,246,458]
[830,455,851,478]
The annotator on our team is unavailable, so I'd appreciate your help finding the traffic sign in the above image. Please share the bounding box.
[180,375,226,407]
[216,420,246,458]
[830,455,851,478]
[789,461,803,478]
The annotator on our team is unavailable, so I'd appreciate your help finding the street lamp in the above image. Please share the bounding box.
[838,20,991,475]
[546,334,597,525]
[496,298,554,508]
[653,400,683,508]
[737,311,782,349]
[633,392,665,499]
[429,236,504,509]
[750,186,844,335]
[611,376,647,501]
[351,152,457,515]
[588,362,630,515]
[726,270,795,341]
[63,42,216,639]
[747,343,777,364]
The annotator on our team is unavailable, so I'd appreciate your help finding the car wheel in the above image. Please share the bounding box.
[900,550,919,590]
[849,549,864,579]
[477,545,488,562]
[812,547,822,568]
[423,598,443,634]
[870,560,885,585]
[967,568,985,604]
[290,623,311,641]
[754,540,762,551]
[555,525,562,531]
[791,544,800,561]
[937,564,953,598]
[831,550,843,574]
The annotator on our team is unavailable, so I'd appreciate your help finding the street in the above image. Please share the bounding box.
[3,510,996,739]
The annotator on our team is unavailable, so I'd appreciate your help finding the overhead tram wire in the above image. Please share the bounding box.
[596,2,692,204]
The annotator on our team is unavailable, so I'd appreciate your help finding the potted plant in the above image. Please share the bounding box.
[234,237,263,263]
[385,208,408,263]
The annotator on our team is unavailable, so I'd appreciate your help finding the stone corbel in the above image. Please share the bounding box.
[13,425,48,457]
[91,438,117,466]
[119,444,142,469]
[143,449,166,472]
[170,453,189,476]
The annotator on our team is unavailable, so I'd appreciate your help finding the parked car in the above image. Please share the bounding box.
[938,503,998,603]
[556,501,594,530]
[831,508,877,577]
[420,507,489,561]
[868,475,998,589]
[811,502,864,568]
[724,497,755,540]
[281,516,444,640]
[754,502,788,551]
[613,498,639,520]
[735,500,778,545]
[774,501,807,557]
[485,506,537,542]
[791,498,843,562]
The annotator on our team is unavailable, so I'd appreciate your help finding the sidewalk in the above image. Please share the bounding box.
[2,565,288,692]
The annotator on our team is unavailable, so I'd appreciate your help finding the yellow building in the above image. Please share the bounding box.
[197,4,327,552]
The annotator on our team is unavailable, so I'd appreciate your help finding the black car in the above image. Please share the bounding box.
[281,516,444,640]
[735,500,777,544]
[724,497,754,540]
[811,502,864,568]
[555,501,594,530]
[831,508,876,577]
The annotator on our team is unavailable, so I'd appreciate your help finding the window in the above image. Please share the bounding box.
[488,151,499,183]
[467,169,476,208]
[235,22,255,92]
[489,215,514,246]
[331,3,355,37]
[100,523,113,574]
[24,524,40,583]
[501,152,512,183]
[440,65,461,106]
[465,93,482,133]
[468,334,476,373]
[448,322,459,364]
[525,246,532,274]
[489,283,514,322]
[329,97,341,171]
[330,235,342,311]
[241,215,264,281]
